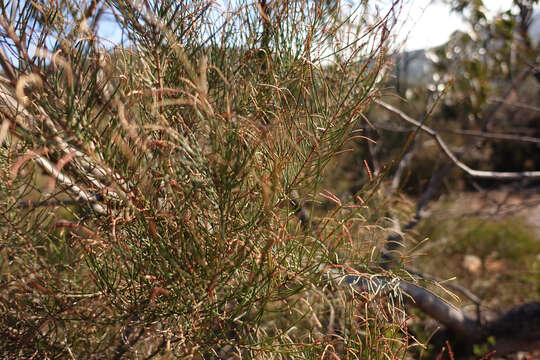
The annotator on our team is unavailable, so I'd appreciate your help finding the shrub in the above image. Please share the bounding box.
[0,0,408,358]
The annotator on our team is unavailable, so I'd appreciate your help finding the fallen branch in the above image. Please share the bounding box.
[328,269,540,355]
[327,270,482,338]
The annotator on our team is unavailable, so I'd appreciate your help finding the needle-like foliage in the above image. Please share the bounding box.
[0,1,409,358]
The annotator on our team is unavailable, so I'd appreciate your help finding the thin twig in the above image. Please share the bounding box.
[435,127,540,144]
[376,122,540,145]
[490,98,540,113]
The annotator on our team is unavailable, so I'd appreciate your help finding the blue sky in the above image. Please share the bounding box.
[96,0,524,51]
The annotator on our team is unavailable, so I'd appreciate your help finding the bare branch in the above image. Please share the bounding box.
[0,82,126,201]
[33,155,106,215]
[376,122,540,145]
[435,127,540,145]
[375,100,540,180]
[490,98,540,113]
